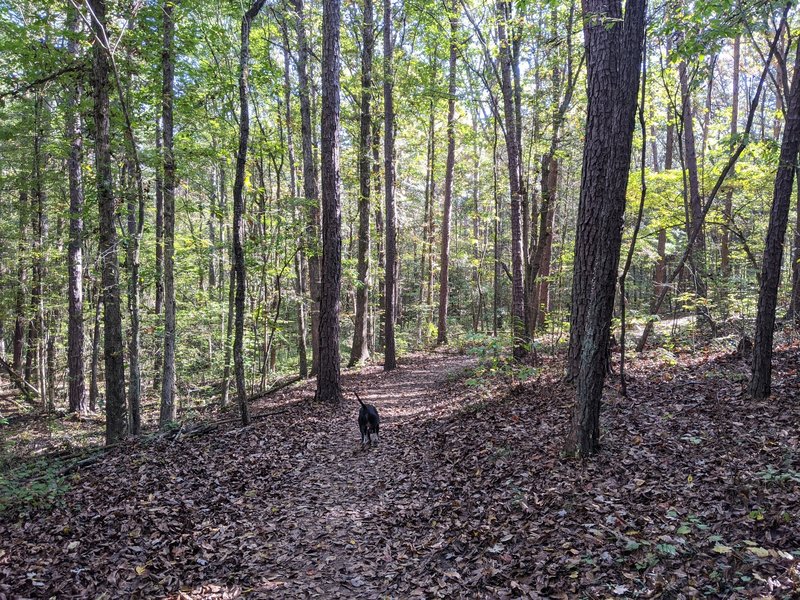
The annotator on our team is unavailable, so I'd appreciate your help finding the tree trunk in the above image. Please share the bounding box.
[280,20,308,378]
[566,0,645,457]
[90,0,127,443]
[293,0,321,377]
[350,0,373,366]
[383,0,398,371]
[233,0,268,426]
[315,0,343,402]
[437,10,458,345]
[32,95,49,409]
[373,120,385,352]
[67,7,87,415]
[160,0,177,428]
[497,0,527,359]
[750,42,800,400]
[679,59,708,309]
[89,275,102,412]
[12,190,27,374]
[153,119,164,392]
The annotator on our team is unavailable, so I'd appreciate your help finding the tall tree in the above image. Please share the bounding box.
[750,41,800,400]
[89,0,127,443]
[350,0,373,366]
[383,0,398,371]
[66,7,86,414]
[496,0,527,359]
[293,0,321,376]
[565,0,646,456]
[233,0,268,426]
[678,57,709,321]
[153,119,164,392]
[159,0,177,428]
[437,7,458,345]
[315,0,344,402]
[280,18,308,378]
[12,189,27,375]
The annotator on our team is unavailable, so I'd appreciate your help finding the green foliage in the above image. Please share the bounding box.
[0,460,68,517]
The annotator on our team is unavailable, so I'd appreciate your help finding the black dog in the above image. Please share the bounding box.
[356,392,380,448]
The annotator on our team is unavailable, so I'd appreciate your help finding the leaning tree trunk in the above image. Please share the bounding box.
[437,9,458,345]
[66,6,87,415]
[566,0,646,457]
[233,0,268,425]
[159,0,177,429]
[315,0,343,403]
[90,0,127,443]
[750,42,800,400]
[350,0,373,366]
[383,0,398,371]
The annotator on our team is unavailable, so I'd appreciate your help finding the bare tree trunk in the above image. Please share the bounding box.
[280,19,308,377]
[293,0,321,377]
[221,264,235,407]
[566,0,645,456]
[497,0,527,359]
[383,0,398,371]
[160,0,177,428]
[32,95,49,409]
[90,0,127,443]
[679,58,708,311]
[67,7,86,414]
[153,119,164,391]
[751,41,800,399]
[373,120,385,352]
[233,0,268,425]
[315,0,343,402]
[437,9,458,345]
[350,0,373,366]
[12,190,27,374]
[89,275,102,412]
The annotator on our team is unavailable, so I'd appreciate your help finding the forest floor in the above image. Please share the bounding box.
[1,344,799,598]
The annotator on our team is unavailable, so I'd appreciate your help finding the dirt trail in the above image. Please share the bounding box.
[0,351,480,598]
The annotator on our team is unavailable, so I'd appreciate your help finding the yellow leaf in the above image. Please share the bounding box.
[748,547,770,558]
[712,544,732,554]
[687,474,693,483]
[135,565,147,576]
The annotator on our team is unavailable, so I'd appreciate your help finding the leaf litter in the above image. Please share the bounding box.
[0,346,798,598]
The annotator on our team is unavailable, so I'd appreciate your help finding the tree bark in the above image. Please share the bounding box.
[153,119,164,392]
[160,0,177,429]
[280,19,309,378]
[437,9,458,345]
[350,0,373,366]
[292,0,321,377]
[90,0,127,443]
[12,190,27,374]
[383,0,398,371]
[679,58,709,312]
[315,0,343,403]
[750,42,800,400]
[233,0,268,426]
[566,0,645,457]
[497,0,527,359]
[89,274,102,412]
[67,7,87,415]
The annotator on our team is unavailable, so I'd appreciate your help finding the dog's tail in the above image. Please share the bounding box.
[354,391,366,407]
